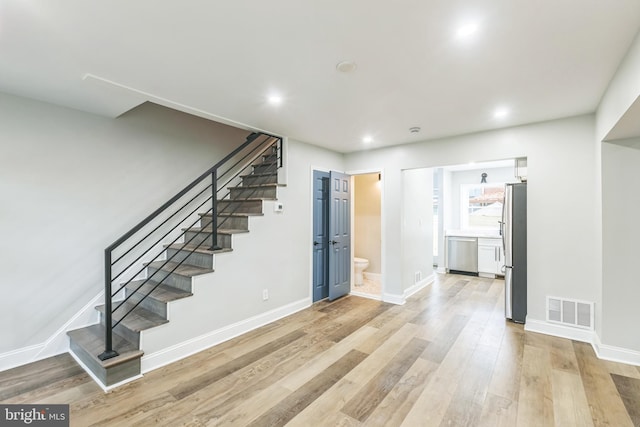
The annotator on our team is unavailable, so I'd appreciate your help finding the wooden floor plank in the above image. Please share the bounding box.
[364,357,438,426]
[167,329,306,400]
[516,344,555,426]
[245,349,367,427]
[573,341,634,426]
[477,393,518,427]
[551,370,594,427]
[341,337,428,422]
[611,373,640,426]
[2,273,640,427]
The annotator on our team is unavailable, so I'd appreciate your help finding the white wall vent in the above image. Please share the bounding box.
[547,296,594,330]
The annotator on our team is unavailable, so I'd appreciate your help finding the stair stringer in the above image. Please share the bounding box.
[138,200,310,374]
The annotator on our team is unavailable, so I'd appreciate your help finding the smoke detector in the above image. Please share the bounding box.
[409,127,421,133]
[336,61,357,73]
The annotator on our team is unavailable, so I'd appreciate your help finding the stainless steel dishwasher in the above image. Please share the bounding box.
[447,236,478,274]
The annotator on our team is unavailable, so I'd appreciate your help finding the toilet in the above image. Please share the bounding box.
[353,257,370,286]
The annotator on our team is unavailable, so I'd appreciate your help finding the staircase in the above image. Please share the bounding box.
[67,133,282,387]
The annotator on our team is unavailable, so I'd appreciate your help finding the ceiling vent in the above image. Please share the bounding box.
[547,296,593,330]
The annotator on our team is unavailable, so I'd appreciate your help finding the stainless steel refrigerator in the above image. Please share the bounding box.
[501,183,527,323]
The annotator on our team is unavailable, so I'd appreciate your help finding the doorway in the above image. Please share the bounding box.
[312,170,352,302]
[351,172,382,298]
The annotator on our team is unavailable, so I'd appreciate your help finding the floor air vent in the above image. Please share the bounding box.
[547,296,594,330]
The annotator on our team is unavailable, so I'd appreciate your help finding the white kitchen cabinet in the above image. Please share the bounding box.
[478,238,504,277]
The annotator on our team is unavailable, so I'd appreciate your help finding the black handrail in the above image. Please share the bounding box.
[111,159,281,328]
[99,132,282,361]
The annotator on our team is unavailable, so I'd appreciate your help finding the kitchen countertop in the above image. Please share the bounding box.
[445,229,501,239]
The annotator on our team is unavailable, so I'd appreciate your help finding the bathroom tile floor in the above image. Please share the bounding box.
[352,278,381,296]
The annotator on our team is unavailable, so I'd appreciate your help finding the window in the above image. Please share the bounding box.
[460,183,505,230]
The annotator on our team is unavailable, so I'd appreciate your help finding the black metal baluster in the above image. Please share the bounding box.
[210,169,222,251]
[98,250,119,361]
[98,133,281,359]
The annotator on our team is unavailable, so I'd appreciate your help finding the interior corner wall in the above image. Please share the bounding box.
[354,174,382,274]
[601,139,640,352]
[0,93,250,354]
[345,114,600,327]
[597,29,640,141]
[401,168,434,290]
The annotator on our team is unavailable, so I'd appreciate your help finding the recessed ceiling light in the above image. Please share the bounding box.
[494,107,510,119]
[456,22,479,40]
[268,95,283,105]
[363,135,373,144]
[336,61,357,73]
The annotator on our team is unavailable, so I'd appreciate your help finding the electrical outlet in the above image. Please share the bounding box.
[263,289,269,301]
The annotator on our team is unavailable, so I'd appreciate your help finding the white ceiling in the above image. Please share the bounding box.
[1,1,640,153]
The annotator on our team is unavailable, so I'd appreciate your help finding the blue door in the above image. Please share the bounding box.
[328,171,351,300]
[312,171,330,302]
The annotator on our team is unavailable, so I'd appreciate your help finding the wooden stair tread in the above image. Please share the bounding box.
[184,226,250,235]
[240,171,277,178]
[230,183,279,189]
[146,260,214,276]
[67,325,143,369]
[218,198,266,202]
[96,301,168,332]
[200,212,264,218]
[166,243,233,255]
[124,280,192,302]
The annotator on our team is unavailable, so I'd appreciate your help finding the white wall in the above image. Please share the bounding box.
[597,30,640,141]
[401,168,434,291]
[0,93,250,354]
[601,139,640,352]
[345,115,600,322]
[354,174,381,274]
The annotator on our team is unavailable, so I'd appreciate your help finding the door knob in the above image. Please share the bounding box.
[330,240,338,245]
[313,241,320,246]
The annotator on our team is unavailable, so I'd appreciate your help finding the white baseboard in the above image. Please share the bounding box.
[526,319,640,367]
[404,274,434,299]
[382,293,406,305]
[350,291,382,301]
[0,291,102,373]
[141,298,310,373]
[436,267,447,274]
[525,319,595,344]
[593,335,640,366]
[0,344,45,372]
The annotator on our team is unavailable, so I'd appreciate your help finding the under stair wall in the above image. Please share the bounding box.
[1,95,347,374]
[0,96,251,367]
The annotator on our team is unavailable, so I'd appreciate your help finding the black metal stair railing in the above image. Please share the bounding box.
[98,132,283,361]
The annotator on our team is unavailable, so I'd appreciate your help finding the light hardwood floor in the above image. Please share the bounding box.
[2,274,640,426]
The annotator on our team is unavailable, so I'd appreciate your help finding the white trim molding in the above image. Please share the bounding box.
[593,335,640,367]
[0,344,45,372]
[0,291,102,372]
[141,298,310,374]
[525,318,595,344]
[404,274,435,300]
[350,291,382,301]
[382,293,406,305]
[526,318,640,367]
